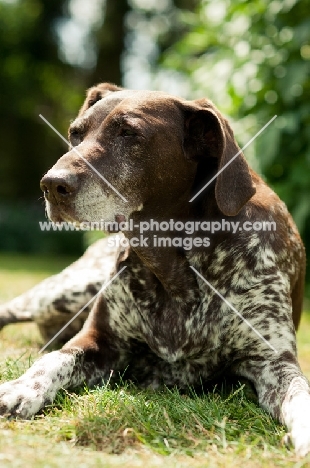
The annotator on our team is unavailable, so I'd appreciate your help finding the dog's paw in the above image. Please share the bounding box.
[290,427,310,457]
[0,351,79,419]
[0,378,49,419]
[281,376,310,457]
[283,431,310,458]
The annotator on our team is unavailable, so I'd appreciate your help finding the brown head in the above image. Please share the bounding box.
[40,83,255,226]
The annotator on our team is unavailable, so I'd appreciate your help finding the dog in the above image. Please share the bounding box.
[0,83,309,456]
[0,237,119,344]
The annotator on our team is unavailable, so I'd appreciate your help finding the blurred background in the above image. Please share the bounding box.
[0,0,309,293]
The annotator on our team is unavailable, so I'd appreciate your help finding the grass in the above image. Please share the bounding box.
[0,253,310,467]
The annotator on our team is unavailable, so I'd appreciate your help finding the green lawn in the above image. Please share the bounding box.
[0,253,310,467]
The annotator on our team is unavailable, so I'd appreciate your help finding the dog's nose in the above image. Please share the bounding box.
[40,172,79,203]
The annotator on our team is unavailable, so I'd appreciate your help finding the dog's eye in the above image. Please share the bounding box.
[69,129,83,146]
[120,128,138,138]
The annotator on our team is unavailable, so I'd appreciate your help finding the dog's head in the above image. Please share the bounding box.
[40,83,255,225]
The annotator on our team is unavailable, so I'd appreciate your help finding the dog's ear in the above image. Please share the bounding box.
[78,83,123,116]
[181,99,256,216]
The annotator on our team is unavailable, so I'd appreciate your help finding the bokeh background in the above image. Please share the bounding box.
[0,0,309,293]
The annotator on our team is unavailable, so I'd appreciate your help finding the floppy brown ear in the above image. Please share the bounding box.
[182,98,256,216]
[214,112,256,215]
[78,82,123,116]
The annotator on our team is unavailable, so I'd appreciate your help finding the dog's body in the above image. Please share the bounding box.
[0,83,310,456]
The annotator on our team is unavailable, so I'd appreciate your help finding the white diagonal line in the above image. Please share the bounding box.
[39,114,128,203]
[189,115,277,202]
[39,266,127,353]
[190,266,278,354]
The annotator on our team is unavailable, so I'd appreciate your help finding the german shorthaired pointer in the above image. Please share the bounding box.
[0,83,309,456]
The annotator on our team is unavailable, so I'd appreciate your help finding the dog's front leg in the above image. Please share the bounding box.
[0,349,87,418]
[0,296,121,419]
[236,352,310,456]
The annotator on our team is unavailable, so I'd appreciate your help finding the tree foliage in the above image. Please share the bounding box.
[0,0,81,200]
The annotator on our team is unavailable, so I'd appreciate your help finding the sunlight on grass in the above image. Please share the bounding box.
[0,253,76,302]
